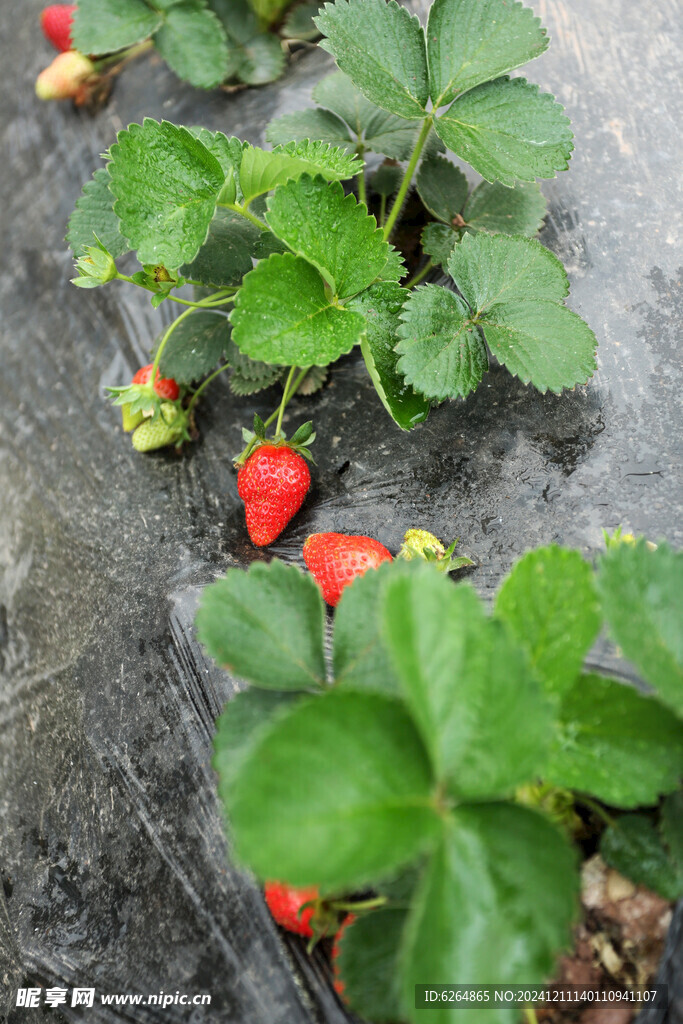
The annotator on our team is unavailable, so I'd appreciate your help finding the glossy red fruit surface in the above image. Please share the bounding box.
[40,5,76,52]
[132,364,180,401]
[238,445,310,547]
[264,882,319,938]
[303,533,393,606]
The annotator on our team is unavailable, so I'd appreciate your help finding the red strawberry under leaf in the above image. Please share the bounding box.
[264,882,319,938]
[303,533,393,606]
[40,5,76,52]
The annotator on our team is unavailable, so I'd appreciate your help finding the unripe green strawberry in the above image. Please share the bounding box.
[35,51,95,100]
[131,403,184,453]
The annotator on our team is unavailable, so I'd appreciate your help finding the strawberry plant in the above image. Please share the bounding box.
[66,0,597,506]
[197,537,683,1024]
[36,0,320,103]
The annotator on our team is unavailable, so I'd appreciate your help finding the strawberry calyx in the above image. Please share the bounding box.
[397,528,474,573]
[108,364,182,423]
[234,413,316,468]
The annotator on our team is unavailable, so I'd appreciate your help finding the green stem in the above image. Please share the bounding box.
[383,116,433,241]
[406,259,433,290]
[379,193,387,228]
[356,145,367,207]
[149,305,196,385]
[263,366,310,430]
[187,362,231,415]
[331,896,387,914]
[220,202,268,231]
[94,39,153,72]
[524,1008,539,1024]
[115,274,236,309]
[275,366,297,437]
[577,795,616,827]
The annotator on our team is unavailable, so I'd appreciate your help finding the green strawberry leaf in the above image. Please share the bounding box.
[598,540,683,717]
[348,282,431,430]
[108,119,226,268]
[282,2,324,41]
[401,806,578,1023]
[481,299,598,394]
[420,222,459,269]
[226,690,441,889]
[448,232,568,312]
[382,566,554,799]
[229,367,283,396]
[495,545,601,698]
[207,0,258,43]
[416,156,468,224]
[229,32,286,85]
[265,109,355,153]
[601,814,683,902]
[396,285,488,401]
[315,0,429,120]
[435,77,573,186]
[427,0,548,109]
[266,176,389,299]
[153,0,230,88]
[67,168,130,258]
[155,310,229,384]
[661,791,683,872]
[73,0,163,53]
[237,141,362,205]
[546,673,683,808]
[248,0,291,26]
[463,180,547,236]
[196,560,327,691]
[333,561,404,697]
[180,208,259,287]
[230,253,364,366]
[335,909,406,1023]
[213,688,302,794]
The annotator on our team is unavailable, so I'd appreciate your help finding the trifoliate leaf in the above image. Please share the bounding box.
[480,299,598,393]
[598,540,683,717]
[448,233,568,313]
[237,141,362,205]
[416,156,468,224]
[463,180,546,236]
[282,2,323,40]
[73,0,163,54]
[336,909,406,1023]
[153,0,230,88]
[265,109,355,152]
[67,168,130,258]
[156,310,229,384]
[601,815,683,902]
[382,567,553,799]
[180,208,259,287]
[226,690,441,889]
[435,77,573,186]
[315,0,429,120]
[229,31,286,85]
[401,808,577,1022]
[396,284,487,401]
[546,674,683,808]
[427,0,548,109]
[213,689,302,795]
[421,222,459,268]
[108,119,225,268]
[348,282,430,430]
[196,560,326,690]
[495,545,601,698]
[231,253,364,366]
[266,176,389,299]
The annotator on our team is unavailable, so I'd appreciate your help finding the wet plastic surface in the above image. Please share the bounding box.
[0,1,681,1022]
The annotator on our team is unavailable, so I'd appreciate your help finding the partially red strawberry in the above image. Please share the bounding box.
[303,533,393,606]
[238,445,310,547]
[133,363,180,401]
[331,914,356,999]
[264,882,319,938]
[35,50,94,100]
[40,5,77,52]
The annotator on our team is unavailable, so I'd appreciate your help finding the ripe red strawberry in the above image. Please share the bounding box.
[303,533,393,606]
[40,5,77,52]
[332,914,356,999]
[35,51,94,100]
[133,363,180,401]
[238,445,310,547]
[264,882,319,938]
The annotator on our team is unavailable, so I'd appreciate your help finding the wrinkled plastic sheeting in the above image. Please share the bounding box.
[0,0,681,1021]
